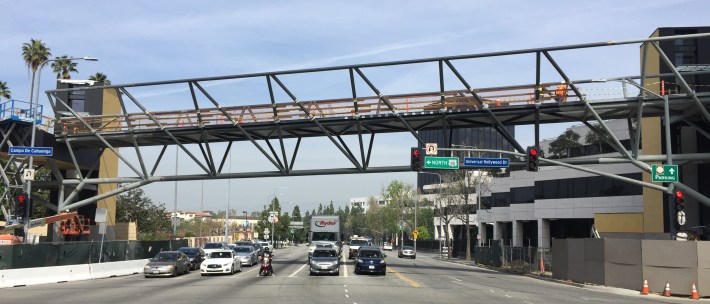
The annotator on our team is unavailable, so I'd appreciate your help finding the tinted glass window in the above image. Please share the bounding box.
[209,252,232,259]
[204,243,223,249]
[178,248,198,255]
[350,240,368,245]
[154,252,178,261]
[359,250,382,258]
[233,247,251,253]
[313,250,337,257]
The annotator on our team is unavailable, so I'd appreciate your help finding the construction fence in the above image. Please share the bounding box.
[0,239,187,270]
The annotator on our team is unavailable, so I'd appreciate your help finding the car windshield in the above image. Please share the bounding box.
[178,248,198,255]
[236,242,251,246]
[209,252,232,259]
[402,246,414,250]
[259,242,269,246]
[316,243,333,248]
[233,247,251,253]
[359,250,382,258]
[313,250,337,257]
[204,243,223,249]
[350,240,368,245]
[154,252,178,262]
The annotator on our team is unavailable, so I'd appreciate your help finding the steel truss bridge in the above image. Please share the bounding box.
[2,33,710,214]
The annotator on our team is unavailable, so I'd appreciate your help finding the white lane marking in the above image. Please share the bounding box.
[289,264,308,277]
[345,295,350,298]
[505,295,512,298]
[524,301,534,304]
[582,298,589,301]
[342,255,349,278]
[490,290,495,293]
[447,276,462,282]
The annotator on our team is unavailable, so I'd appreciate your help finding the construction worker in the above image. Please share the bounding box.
[554,81,568,102]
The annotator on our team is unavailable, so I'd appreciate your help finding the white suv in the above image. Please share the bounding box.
[259,241,273,252]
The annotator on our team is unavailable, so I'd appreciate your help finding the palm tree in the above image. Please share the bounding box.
[51,55,78,80]
[21,39,51,104]
[0,81,11,100]
[88,72,111,85]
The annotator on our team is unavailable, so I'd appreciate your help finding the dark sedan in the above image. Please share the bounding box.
[309,248,340,275]
[143,251,190,277]
[354,246,386,275]
[177,247,206,270]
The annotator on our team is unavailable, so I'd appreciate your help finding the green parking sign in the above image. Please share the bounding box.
[651,164,678,183]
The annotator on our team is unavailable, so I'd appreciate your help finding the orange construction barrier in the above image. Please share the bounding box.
[640,279,649,295]
[664,282,671,297]
[691,282,699,300]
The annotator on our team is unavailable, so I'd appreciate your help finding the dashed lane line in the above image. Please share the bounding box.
[289,264,308,277]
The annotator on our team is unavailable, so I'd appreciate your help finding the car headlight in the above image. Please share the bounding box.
[380,260,386,264]
[357,259,363,263]
[165,265,174,269]
[144,266,150,270]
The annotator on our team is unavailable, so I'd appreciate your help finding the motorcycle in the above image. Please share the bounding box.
[259,256,273,276]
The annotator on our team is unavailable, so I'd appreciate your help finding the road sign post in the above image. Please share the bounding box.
[651,164,679,182]
[424,156,459,170]
[8,146,53,156]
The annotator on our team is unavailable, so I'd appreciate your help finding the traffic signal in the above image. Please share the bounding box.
[17,194,27,217]
[675,191,685,212]
[411,147,424,171]
[526,146,539,172]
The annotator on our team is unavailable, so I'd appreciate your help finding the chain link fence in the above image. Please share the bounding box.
[0,239,187,270]
[475,242,552,275]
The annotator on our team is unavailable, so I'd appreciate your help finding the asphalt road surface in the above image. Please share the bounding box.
[0,246,699,304]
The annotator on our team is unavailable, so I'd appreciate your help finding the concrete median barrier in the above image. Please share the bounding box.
[0,259,150,288]
[0,264,92,288]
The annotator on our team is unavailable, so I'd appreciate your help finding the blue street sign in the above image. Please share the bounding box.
[8,146,53,156]
[462,157,509,168]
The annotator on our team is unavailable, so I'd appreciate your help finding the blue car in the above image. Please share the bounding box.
[354,246,386,275]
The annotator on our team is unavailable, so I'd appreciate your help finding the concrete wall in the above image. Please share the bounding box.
[553,238,708,296]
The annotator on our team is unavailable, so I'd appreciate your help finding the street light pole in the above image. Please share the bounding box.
[268,187,287,246]
[25,56,97,242]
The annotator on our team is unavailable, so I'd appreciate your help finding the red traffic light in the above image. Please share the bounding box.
[18,195,26,203]
[675,191,684,199]
[529,148,537,156]
[413,149,420,157]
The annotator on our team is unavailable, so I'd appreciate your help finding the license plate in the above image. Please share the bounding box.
[320,265,329,269]
[368,265,375,269]
[153,270,159,274]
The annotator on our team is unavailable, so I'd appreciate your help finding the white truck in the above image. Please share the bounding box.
[308,215,343,258]
[347,236,370,259]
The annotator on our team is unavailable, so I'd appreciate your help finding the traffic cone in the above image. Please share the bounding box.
[664,282,671,297]
[640,279,649,295]
[691,282,699,300]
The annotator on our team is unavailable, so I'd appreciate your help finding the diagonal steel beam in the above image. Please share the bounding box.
[62,180,153,211]
[218,141,233,174]
[116,88,149,178]
[542,52,650,172]
[194,82,285,173]
[51,92,147,179]
[119,88,212,175]
[651,41,710,122]
[289,137,302,172]
[270,75,363,171]
[443,60,524,153]
[354,68,426,146]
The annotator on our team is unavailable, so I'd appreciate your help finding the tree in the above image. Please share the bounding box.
[89,72,111,85]
[0,81,11,100]
[584,123,612,153]
[51,55,78,80]
[548,129,582,158]
[416,225,431,240]
[116,188,171,240]
[22,39,51,105]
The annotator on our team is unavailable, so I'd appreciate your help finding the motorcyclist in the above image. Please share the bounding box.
[260,248,274,276]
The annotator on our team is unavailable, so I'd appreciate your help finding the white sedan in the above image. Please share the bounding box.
[200,250,241,276]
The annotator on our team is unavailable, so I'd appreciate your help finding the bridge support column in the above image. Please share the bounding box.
[512,220,523,247]
[537,219,550,249]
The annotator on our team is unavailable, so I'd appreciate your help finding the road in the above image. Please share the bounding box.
[0,246,698,304]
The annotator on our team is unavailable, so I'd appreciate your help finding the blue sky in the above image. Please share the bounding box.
[1,0,707,214]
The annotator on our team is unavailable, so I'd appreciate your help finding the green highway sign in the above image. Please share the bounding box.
[652,164,679,183]
[424,156,459,169]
